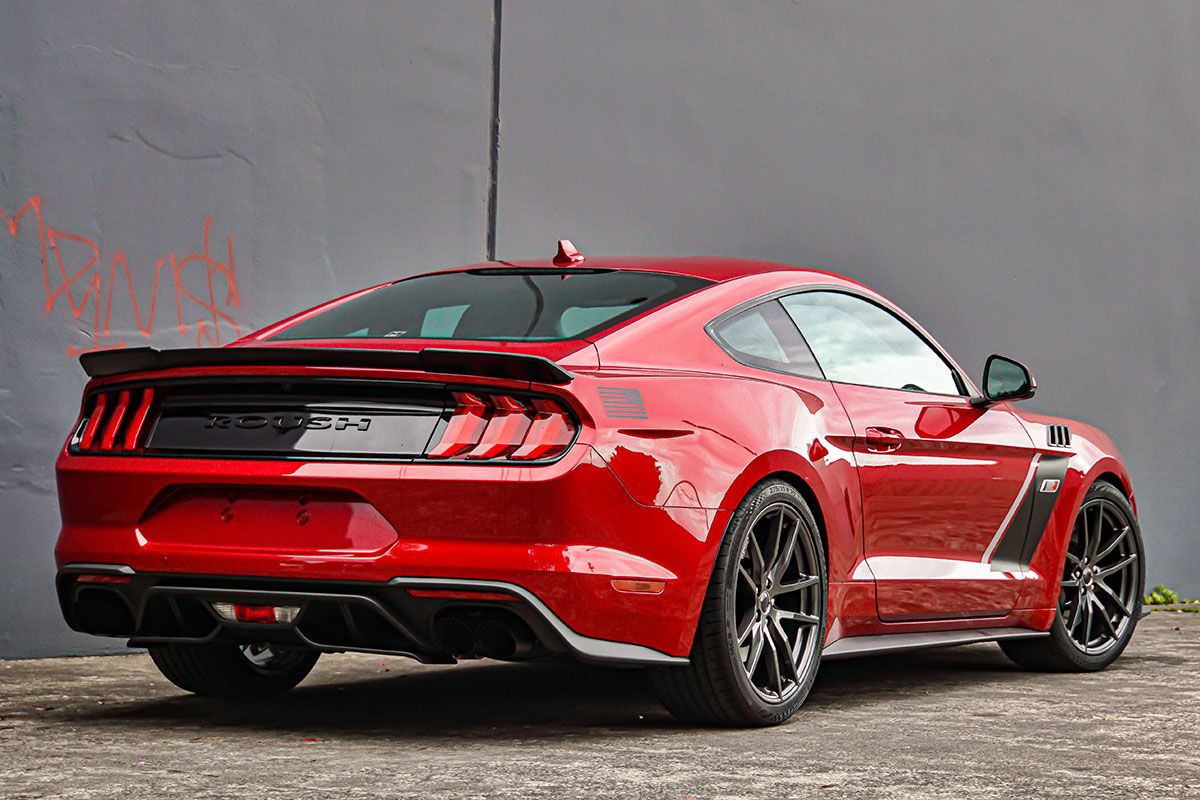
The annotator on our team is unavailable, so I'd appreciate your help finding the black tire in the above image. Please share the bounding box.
[1001,480,1144,672]
[650,480,827,726]
[149,642,320,696]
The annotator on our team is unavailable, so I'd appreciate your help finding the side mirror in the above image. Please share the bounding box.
[973,354,1036,406]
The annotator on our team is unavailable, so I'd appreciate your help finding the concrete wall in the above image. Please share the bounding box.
[496,1,1200,597]
[0,2,494,656]
[1,1,1196,656]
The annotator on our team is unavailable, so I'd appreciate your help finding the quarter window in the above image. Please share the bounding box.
[710,300,823,378]
[780,292,961,395]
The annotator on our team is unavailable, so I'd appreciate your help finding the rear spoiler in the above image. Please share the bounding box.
[79,346,574,385]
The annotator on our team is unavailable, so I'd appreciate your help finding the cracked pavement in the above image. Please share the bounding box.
[1,612,1196,799]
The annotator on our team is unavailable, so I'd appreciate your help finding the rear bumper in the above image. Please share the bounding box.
[56,564,687,666]
[54,443,717,659]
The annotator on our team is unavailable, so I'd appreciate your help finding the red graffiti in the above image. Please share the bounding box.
[1,195,243,355]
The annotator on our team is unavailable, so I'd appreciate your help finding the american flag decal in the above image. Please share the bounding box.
[598,386,649,419]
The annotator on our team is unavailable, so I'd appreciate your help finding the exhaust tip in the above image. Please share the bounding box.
[434,617,476,657]
[475,617,535,660]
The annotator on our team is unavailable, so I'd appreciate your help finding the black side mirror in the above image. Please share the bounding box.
[973,354,1036,407]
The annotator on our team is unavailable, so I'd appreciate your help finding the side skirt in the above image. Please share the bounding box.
[821,627,1049,660]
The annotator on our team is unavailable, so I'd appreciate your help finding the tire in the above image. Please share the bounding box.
[1001,480,1144,672]
[149,642,320,697]
[650,480,827,726]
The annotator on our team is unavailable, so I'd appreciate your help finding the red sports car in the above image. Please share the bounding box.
[54,242,1144,725]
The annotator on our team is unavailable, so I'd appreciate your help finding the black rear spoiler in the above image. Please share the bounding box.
[79,346,574,385]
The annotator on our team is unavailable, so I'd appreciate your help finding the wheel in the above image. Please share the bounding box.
[1001,480,1144,671]
[650,480,827,726]
[149,642,320,696]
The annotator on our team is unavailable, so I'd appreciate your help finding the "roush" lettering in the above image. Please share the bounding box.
[204,414,372,432]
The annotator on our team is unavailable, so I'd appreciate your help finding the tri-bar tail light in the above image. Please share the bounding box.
[72,387,156,453]
[426,391,578,461]
[68,385,577,463]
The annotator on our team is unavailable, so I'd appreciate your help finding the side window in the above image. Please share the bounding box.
[780,292,962,395]
[710,300,823,378]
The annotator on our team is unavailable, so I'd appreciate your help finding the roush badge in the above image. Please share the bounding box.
[204,414,372,432]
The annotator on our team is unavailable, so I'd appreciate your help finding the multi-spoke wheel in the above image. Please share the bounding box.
[1001,480,1144,672]
[1060,496,1140,654]
[651,480,826,725]
[149,641,320,696]
[733,503,823,703]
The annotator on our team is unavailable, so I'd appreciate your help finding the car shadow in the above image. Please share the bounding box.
[57,642,1073,739]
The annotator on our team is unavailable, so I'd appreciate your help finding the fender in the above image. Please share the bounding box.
[1015,448,1135,614]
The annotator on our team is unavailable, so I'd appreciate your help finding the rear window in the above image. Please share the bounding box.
[272,269,710,342]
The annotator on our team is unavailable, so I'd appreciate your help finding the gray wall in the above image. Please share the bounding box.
[0,1,494,657]
[1,1,1195,657]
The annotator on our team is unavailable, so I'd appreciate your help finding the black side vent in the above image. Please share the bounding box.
[1047,424,1072,448]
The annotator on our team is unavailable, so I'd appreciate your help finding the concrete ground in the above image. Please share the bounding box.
[1,612,1196,800]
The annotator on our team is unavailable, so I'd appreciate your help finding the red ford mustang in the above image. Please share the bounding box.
[54,242,1145,725]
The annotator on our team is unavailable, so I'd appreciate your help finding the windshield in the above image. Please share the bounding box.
[272,269,710,342]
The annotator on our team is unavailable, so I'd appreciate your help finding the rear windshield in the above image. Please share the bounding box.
[272,269,710,342]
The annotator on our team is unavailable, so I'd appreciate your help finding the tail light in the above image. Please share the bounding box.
[73,387,156,453]
[426,391,577,462]
[211,602,301,624]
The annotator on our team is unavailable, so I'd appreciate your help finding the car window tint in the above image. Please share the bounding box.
[559,303,640,338]
[710,300,823,378]
[780,291,961,395]
[420,305,469,338]
[274,270,710,342]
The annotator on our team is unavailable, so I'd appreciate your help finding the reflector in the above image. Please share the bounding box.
[610,579,666,595]
[75,573,132,585]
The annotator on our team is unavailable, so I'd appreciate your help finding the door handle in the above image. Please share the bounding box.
[864,426,905,453]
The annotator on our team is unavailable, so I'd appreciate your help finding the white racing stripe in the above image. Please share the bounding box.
[981,454,1041,564]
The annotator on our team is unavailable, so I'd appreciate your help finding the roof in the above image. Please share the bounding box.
[467,255,850,284]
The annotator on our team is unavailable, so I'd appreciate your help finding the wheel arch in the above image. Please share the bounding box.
[758,470,828,556]
[1094,470,1131,500]
[1081,457,1137,516]
[712,449,853,578]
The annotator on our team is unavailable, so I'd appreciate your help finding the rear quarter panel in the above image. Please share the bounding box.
[576,272,873,643]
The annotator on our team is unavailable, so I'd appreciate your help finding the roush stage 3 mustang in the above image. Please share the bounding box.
[55,241,1144,725]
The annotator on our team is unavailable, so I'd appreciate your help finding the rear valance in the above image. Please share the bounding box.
[78,346,574,385]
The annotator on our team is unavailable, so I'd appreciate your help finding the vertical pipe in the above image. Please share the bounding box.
[485,0,503,262]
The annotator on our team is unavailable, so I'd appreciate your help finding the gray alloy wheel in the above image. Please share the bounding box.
[1059,495,1141,655]
[1001,480,1144,672]
[731,501,824,703]
[650,480,827,726]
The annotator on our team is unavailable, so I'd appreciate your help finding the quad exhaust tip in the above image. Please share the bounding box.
[433,611,537,660]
